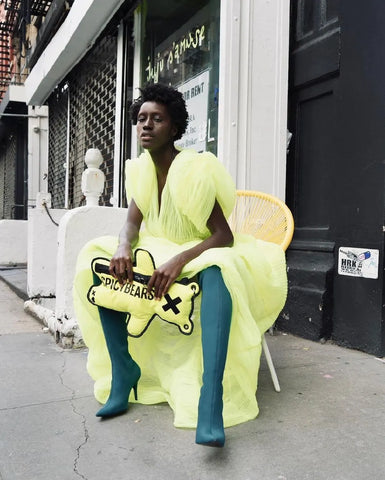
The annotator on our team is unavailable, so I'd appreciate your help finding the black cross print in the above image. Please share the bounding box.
[162,294,182,315]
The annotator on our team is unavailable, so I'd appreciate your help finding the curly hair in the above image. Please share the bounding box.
[129,83,188,140]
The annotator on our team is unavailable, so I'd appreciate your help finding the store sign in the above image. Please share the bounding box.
[338,247,379,279]
[145,24,206,84]
[175,70,210,152]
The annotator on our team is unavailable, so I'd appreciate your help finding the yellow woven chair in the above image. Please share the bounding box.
[229,190,294,392]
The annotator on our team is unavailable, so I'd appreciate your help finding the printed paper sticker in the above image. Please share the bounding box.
[338,247,379,279]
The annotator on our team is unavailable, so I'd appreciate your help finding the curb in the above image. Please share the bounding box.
[24,300,85,349]
[0,274,29,301]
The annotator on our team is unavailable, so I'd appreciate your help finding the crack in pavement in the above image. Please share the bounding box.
[0,394,93,412]
[58,351,90,480]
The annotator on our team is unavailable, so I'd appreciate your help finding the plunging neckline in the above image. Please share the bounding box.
[156,176,165,217]
[153,149,181,217]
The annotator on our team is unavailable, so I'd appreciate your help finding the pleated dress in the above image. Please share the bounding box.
[73,148,287,428]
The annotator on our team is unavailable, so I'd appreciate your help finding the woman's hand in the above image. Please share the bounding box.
[146,200,233,299]
[147,254,186,300]
[109,243,134,285]
[109,199,143,285]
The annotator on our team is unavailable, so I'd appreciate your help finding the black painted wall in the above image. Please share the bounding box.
[331,1,385,355]
[280,0,385,356]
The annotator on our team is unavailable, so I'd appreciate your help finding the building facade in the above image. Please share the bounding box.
[23,0,289,208]
[280,0,385,356]
[1,0,383,355]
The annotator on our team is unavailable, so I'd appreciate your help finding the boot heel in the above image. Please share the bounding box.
[132,382,138,401]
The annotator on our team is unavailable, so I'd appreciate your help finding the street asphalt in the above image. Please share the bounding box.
[0,269,384,480]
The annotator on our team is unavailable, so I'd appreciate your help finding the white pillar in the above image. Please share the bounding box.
[27,105,49,209]
[218,0,290,200]
[130,6,143,161]
[112,22,124,207]
[218,0,241,183]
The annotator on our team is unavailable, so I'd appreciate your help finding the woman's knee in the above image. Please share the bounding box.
[198,265,222,287]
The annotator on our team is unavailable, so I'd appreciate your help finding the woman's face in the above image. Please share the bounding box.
[136,101,177,153]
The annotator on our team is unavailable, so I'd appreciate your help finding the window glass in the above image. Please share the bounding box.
[325,0,339,22]
[140,0,220,154]
[297,0,315,39]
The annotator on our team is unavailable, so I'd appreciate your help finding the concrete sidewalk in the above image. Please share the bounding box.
[0,265,28,301]
[0,278,385,480]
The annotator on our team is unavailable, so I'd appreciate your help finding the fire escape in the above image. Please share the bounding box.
[0,0,54,101]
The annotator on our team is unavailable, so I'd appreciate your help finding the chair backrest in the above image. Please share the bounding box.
[229,190,294,252]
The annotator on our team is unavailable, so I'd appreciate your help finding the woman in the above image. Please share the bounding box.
[73,83,287,447]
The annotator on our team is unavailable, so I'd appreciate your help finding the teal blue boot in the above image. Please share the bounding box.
[96,306,141,418]
[195,266,232,447]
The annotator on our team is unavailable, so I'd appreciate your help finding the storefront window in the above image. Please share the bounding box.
[140,0,220,154]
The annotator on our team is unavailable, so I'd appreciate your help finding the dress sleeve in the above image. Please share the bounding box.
[124,158,136,204]
[168,151,236,233]
[124,153,155,216]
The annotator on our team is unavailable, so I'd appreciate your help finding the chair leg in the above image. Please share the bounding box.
[262,334,281,392]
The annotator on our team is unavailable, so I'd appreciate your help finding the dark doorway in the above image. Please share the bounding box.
[287,0,340,245]
[279,0,385,356]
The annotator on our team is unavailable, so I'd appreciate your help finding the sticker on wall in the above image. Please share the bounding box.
[338,247,379,279]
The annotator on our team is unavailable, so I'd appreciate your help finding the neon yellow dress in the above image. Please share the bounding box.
[73,148,287,428]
